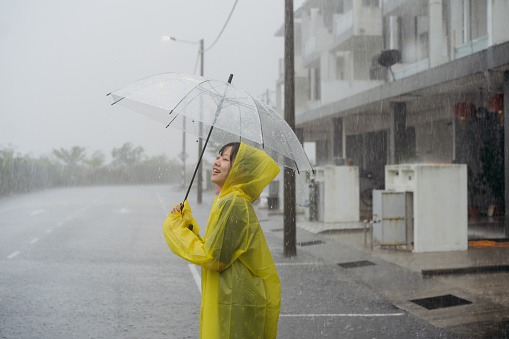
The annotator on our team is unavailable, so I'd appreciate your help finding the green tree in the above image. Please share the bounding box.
[111,143,144,167]
[53,146,86,167]
[83,150,106,168]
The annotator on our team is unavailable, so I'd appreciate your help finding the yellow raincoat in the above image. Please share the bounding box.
[163,142,281,338]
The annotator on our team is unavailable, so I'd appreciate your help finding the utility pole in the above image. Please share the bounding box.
[197,38,205,204]
[181,130,186,188]
[284,0,297,257]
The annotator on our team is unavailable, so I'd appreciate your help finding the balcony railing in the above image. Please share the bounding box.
[304,36,316,58]
[334,10,353,37]
[392,58,429,79]
[454,35,489,60]
[321,79,384,105]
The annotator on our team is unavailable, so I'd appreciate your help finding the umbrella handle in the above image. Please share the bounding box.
[179,202,193,231]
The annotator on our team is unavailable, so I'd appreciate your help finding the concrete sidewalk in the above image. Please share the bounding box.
[256,206,509,338]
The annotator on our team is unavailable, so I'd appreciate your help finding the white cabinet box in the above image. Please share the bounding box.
[384,164,468,252]
[315,166,359,223]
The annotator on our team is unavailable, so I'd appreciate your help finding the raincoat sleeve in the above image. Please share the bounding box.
[162,200,209,263]
[163,196,250,272]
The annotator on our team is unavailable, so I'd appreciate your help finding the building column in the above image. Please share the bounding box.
[316,139,329,166]
[332,117,343,164]
[504,71,509,238]
[429,0,448,67]
[389,102,407,164]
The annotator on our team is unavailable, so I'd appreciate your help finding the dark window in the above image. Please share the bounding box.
[362,0,379,7]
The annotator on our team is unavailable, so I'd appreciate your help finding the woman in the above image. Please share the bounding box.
[163,142,281,339]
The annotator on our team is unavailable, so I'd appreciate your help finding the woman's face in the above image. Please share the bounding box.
[211,146,233,189]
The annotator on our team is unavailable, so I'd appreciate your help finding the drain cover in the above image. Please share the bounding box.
[297,240,325,246]
[410,294,472,310]
[337,260,376,269]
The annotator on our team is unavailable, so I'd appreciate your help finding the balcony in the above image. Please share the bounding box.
[383,0,426,17]
[454,35,489,60]
[321,79,384,106]
[303,35,322,66]
[335,10,354,38]
[392,58,429,80]
[330,6,382,52]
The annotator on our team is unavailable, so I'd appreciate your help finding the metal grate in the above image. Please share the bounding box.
[410,294,472,310]
[297,240,325,246]
[337,260,376,269]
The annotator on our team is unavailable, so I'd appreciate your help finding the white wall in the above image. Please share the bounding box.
[354,2,382,36]
[490,0,509,45]
[429,0,449,67]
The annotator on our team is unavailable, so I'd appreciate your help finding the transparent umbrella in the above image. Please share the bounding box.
[107,72,313,200]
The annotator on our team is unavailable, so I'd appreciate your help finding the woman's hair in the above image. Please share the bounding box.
[219,142,240,165]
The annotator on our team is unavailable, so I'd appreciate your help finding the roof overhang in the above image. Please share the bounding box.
[296,41,509,127]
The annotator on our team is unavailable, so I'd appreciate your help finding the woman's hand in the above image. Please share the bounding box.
[171,203,182,214]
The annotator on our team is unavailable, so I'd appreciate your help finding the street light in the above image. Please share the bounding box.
[162,35,205,203]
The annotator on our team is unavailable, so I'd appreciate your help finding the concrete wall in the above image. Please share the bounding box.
[354,2,382,36]
[490,0,509,45]
[429,0,449,67]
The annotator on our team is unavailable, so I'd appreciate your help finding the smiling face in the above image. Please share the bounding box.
[211,146,233,189]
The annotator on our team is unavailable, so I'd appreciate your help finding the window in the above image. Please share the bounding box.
[314,67,321,100]
[308,67,321,101]
[362,0,379,7]
[336,56,345,80]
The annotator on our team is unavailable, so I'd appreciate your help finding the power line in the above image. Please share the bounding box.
[204,0,239,53]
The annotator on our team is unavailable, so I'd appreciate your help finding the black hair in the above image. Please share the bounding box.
[218,142,240,164]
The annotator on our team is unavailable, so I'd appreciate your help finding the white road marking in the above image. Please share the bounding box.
[156,193,168,213]
[188,264,202,295]
[7,251,20,259]
[275,263,326,266]
[279,313,405,317]
[29,209,46,216]
[46,229,53,234]
[30,238,39,244]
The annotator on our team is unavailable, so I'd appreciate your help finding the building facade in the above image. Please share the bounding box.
[275,0,509,236]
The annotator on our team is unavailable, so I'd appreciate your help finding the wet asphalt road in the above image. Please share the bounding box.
[0,185,454,338]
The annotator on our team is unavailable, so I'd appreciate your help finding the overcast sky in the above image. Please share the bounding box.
[0,0,305,162]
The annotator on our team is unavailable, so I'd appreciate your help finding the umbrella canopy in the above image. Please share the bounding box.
[108,72,313,173]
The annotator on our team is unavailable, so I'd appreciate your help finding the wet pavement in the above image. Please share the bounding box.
[256,206,509,338]
[1,185,508,338]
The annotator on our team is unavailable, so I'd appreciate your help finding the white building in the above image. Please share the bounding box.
[275,0,509,238]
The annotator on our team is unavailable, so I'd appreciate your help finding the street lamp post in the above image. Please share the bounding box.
[197,39,204,204]
[162,36,205,203]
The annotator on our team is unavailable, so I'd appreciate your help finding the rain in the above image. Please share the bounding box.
[1,0,509,338]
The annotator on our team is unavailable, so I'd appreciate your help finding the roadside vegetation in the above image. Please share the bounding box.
[0,143,181,196]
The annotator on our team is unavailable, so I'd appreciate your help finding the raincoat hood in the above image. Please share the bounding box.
[219,142,280,202]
